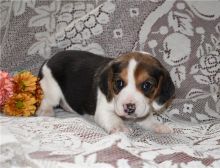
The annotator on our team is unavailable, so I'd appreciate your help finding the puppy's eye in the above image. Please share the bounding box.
[115,79,124,91]
[141,81,152,92]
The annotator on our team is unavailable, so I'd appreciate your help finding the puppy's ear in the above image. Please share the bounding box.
[153,68,175,109]
[98,62,114,102]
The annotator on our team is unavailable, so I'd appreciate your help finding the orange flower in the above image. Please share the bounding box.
[35,79,44,108]
[13,71,37,94]
[3,93,37,116]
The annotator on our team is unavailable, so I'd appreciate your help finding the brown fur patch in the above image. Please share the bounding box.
[110,61,129,95]
[107,70,114,101]
[115,52,163,69]
[150,75,163,103]
[119,68,128,84]
[135,64,150,85]
[111,67,128,95]
[134,64,157,99]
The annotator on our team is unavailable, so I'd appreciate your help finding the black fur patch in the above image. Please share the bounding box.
[44,50,112,115]
[99,61,129,100]
[137,63,175,105]
[99,65,113,101]
[156,69,175,105]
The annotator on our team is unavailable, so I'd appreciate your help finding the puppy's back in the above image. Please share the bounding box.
[40,50,112,114]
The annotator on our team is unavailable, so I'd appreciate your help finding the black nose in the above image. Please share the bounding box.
[123,103,136,114]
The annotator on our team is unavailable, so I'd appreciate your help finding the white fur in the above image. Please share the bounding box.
[36,65,74,116]
[137,113,173,134]
[152,101,164,111]
[137,51,152,56]
[114,59,151,118]
[94,89,129,133]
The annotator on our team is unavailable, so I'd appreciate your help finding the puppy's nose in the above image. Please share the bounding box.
[123,103,136,114]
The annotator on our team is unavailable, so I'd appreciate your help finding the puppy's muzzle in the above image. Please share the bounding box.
[123,103,136,115]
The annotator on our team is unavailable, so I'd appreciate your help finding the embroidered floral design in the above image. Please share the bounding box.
[183,104,193,113]
[130,8,139,17]
[72,154,114,168]
[199,51,220,77]
[28,1,113,58]
[56,1,115,51]
[28,1,61,32]
[12,0,36,16]
[162,33,191,66]
[113,28,123,38]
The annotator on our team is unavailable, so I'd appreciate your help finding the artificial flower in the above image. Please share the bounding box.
[0,71,14,106]
[13,71,37,94]
[35,79,43,108]
[3,93,37,116]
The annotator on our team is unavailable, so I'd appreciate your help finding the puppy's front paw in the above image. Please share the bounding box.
[108,123,130,134]
[153,123,173,134]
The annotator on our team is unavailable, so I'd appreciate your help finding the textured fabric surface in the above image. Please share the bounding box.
[0,0,220,167]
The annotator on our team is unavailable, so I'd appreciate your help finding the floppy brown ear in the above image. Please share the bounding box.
[98,63,114,102]
[154,69,175,106]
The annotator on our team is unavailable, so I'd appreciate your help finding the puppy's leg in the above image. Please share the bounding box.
[60,99,74,113]
[36,98,55,117]
[36,65,62,117]
[137,113,173,134]
[95,90,129,134]
[95,109,129,134]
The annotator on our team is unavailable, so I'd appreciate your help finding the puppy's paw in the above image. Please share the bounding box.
[108,123,130,134]
[153,123,173,134]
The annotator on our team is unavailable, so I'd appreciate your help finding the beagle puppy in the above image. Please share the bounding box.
[37,50,175,134]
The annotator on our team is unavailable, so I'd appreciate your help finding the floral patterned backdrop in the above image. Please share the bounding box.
[0,0,220,168]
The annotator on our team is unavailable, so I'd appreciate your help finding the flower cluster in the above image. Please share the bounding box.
[0,71,43,116]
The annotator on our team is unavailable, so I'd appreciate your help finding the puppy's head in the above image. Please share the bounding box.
[99,52,175,119]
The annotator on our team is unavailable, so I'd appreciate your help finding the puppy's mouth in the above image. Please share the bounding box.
[123,113,138,119]
[120,112,151,121]
[116,111,150,120]
[114,110,137,119]
[114,103,150,119]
